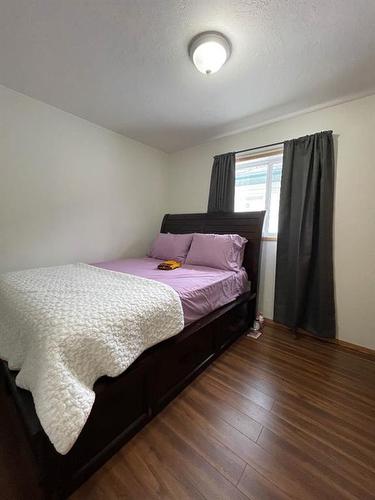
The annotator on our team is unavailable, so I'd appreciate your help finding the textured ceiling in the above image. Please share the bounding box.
[1,0,375,152]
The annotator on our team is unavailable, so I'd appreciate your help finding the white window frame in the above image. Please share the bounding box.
[235,147,283,239]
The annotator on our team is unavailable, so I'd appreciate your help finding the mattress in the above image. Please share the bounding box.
[94,257,250,325]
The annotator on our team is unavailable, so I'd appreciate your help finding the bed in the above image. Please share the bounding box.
[0,211,265,499]
[95,257,250,325]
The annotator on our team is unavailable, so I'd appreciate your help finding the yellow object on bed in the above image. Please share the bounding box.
[157,260,182,271]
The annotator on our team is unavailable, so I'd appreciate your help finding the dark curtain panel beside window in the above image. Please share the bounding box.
[207,152,235,212]
[274,131,336,338]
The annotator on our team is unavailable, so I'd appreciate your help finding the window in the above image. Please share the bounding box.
[235,148,283,238]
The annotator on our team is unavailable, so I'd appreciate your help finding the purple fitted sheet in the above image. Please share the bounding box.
[94,258,250,325]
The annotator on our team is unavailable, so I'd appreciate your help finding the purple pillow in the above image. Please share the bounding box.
[185,233,247,271]
[148,233,193,262]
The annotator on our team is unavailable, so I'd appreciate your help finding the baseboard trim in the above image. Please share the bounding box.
[263,318,375,359]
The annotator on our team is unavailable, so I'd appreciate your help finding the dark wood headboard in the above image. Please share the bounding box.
[161,211,265,296]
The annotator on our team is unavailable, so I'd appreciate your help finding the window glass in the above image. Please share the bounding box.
[235,150,283,237]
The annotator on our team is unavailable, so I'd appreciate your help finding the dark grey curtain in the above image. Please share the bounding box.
[207,153,235,212]
[274,131,336,338]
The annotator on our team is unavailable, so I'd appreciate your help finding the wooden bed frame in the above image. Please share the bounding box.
[1,211,265,499]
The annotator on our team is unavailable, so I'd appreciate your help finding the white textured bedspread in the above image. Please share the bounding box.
[0,263,184,454]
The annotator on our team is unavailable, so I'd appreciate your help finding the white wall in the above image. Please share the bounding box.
[167,94,375,350]
[0,85,169,273]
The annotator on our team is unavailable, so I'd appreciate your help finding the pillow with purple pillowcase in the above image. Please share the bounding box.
[185,233,247,272]
[148,233,193,262]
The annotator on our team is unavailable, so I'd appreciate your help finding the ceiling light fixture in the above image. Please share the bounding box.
[188,31,231,75]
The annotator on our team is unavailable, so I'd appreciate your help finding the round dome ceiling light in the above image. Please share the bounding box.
[188,31,231,75]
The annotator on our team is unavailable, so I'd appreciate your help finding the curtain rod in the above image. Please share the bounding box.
[234,141,284,155]
[231,130,333,156]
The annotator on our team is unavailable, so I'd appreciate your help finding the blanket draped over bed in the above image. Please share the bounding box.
[0,263,184,455]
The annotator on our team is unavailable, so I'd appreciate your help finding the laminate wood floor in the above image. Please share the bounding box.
[72,326,375,500]
[1,325,375,499]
